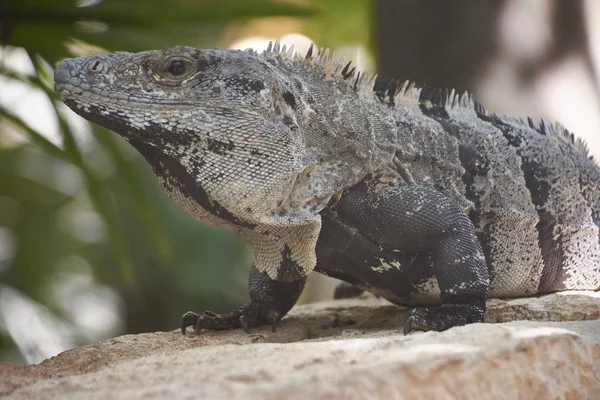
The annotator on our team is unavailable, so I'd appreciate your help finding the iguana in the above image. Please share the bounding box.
[53,41,600,335]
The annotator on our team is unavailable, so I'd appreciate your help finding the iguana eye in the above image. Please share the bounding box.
[168,59,187,76]
[152,55,195,84]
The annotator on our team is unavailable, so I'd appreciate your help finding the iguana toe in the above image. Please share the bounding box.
[181,311,200,335]
[180,302,285,335]
[266,310,279,332]
[403,302,486,334]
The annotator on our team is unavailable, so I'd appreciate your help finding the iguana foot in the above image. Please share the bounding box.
[181,303,281,335]
[403,302,486,334]
[182,266,306,335]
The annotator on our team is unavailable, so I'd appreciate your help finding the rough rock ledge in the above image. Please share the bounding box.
[2,292,600,399]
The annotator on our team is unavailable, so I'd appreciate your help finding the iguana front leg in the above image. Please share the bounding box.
[181,265,306,334]
[180,189,322,335]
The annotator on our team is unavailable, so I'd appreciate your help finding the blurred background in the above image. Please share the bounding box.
[1,0,600,364]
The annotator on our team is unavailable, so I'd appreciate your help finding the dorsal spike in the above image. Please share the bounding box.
[353,71,362,90]
[413,86,423,98]
[313,47,324,65]
[332,56,345,74]
[364,73,377,92]
[497,115,591,158]
[397,80,410,96]
[311,48,321,64]
[316,47,328,65]
[467,94,476,109]
[459,92,470,108]
[273,38,281,53]
[474,100,487,115]
[345,66,356,79]
[319,48,334,72]
[266,41,273,54]
[539,118,549,134]
[314,48,324,64]
[442,88,450,106]
[446,89,456,108]
[291,43,591,163]
[305,43,314,60]
[341,61,351,76]
[456,92,464,109]
[285,44,295,58]
[390,80,418,106]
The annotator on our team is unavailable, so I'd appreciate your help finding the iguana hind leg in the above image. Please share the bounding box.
[331,181,490,333]
[181,265,305,334]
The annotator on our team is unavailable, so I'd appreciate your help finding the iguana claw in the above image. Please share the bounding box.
[181,311,200,335]
[239,315,250,334]
[180,303,285,335]
[267,310,279,332]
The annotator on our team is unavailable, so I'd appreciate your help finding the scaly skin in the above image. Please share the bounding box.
[54,41,600,334]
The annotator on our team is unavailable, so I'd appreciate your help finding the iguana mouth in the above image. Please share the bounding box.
[56,84,264,119]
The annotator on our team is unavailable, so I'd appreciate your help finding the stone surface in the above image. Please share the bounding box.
[2,291,600,399]
[486,291,600,323]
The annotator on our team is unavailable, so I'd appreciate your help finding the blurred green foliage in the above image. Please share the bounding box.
[0,0,372,363]
[4,0,315,60]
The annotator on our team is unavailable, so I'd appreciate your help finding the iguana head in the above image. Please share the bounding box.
[55,46,313,225]
[53,44,398,280]
[54,46,291,149]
